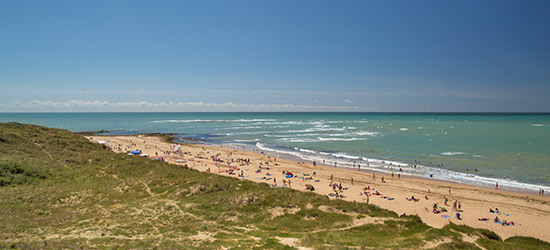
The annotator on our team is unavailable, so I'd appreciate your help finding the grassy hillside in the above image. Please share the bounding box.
[0,122,548,249]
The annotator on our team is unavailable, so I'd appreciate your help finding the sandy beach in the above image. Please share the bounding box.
[88,135,550,242]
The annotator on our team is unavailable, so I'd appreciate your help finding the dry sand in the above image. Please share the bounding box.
[88,135,550,242]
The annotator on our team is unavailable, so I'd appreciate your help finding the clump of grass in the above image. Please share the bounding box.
[480,230,502,241]
[477,236,550,250]
[0,160,49,186]
[503,237,550,249]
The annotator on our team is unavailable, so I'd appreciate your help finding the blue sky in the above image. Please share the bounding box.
[0,0,549,112]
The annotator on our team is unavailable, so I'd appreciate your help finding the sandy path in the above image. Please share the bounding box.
[88,135,550,242]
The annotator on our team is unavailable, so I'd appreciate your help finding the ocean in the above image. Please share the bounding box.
[1,112,549,192]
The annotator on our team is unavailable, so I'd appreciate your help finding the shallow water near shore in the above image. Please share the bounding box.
[1,112,549,192]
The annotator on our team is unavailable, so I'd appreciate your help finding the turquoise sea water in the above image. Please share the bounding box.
[1,112,549,192]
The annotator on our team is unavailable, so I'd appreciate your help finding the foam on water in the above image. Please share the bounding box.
[226,126,263,130]
[326,132,375,137]
[278,137,366,143]
[283,126,347,133]
[279,138,320,143]
[440,152,466,156]
[354,131,379,136]
[295,133,323,137]
[258,121,305,125]
[332,153,362,160]
[256,142,313,160]
[225,131,271,136]
[293,147,317,154]
[327,133,349,136]
[152,119,214,123]
[318,137,365,141]
[472,155,488,158]
[264,134,291,138]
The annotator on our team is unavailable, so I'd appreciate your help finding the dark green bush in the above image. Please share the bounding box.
[0,161,49,186]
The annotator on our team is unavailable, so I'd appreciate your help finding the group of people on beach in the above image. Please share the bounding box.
[476,208,516,226]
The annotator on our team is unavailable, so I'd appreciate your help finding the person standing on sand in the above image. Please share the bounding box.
[496,182,498,189]
[373,173,376,180]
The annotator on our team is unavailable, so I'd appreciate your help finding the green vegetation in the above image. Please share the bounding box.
[0,122,548,249]
[0,160,50,186]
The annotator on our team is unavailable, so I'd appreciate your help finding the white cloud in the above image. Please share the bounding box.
[345,99,354,104]
[0,100,369,112]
